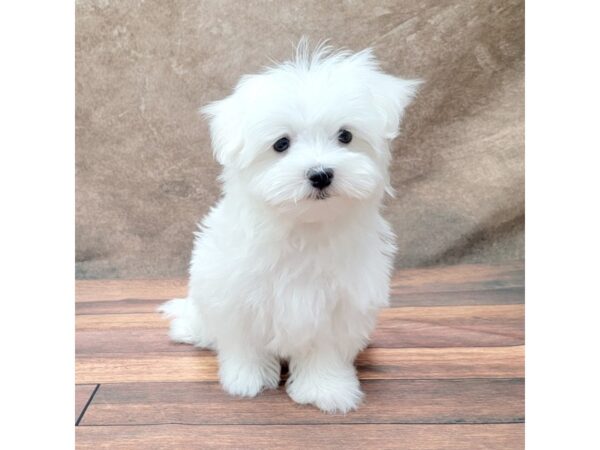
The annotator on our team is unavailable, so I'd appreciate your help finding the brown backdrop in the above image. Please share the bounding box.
[76,0,524,279]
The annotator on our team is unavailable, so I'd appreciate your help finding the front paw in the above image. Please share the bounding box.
[219,357,280,398]
[286,370,363,413]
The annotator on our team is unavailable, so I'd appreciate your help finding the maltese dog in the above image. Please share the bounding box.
[160,41,419,413]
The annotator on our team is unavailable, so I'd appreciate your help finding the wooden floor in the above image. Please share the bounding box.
[75,261,524,449]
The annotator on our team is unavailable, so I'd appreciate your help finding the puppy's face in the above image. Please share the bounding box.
[203,46,419,219]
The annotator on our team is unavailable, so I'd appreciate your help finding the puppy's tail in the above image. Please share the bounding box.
[158,298,204,346]
[157,297,187,319]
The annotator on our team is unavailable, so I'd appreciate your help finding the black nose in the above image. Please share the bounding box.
[307,168,334,189]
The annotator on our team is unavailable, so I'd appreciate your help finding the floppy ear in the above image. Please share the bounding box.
[371,74,422,139]
[200,96,244,166]
[368,73,421,198]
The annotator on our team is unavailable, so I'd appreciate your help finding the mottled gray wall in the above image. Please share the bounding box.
[76,0,524,279]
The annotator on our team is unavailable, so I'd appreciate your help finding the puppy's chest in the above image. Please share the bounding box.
[260,251,349,335]
[264,272,344,353]
[268,253,342,308]
[261,234,366,308]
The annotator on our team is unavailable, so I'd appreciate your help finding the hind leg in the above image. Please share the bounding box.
[158,298,214,349]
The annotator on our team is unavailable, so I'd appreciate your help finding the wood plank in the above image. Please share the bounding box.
[356,347,524,380]
[75,346,523,384]
[76,305,523,331]
[76,313,166,330]
[76,423,524,450]
[77,329,199,354]
[76,325,524,355]
[75,286,524,315]
[76,384,98,424]
[76,305,524,354]
[81,379,523,426]
[76,278,187,302]
[391,262,524,294]
[75,286,525,315]
[76,298,164,315]
[76,352,219,384]
[372,305,523,348]
[390,286,524,307]
[75,309,197,354]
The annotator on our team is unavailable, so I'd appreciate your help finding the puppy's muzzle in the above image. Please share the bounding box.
[307,167,334,190]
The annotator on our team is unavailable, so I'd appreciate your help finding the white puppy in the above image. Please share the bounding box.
[160,42,419,413]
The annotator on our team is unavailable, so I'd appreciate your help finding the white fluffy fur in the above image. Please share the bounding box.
[159,41,419,413]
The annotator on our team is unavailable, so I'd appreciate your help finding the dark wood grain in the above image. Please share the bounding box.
[76,423,524,450]
[81,379,523,426]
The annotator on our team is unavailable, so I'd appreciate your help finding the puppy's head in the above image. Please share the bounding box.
[202,42,420,220]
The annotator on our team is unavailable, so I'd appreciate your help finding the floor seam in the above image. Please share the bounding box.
[76,384,100,426]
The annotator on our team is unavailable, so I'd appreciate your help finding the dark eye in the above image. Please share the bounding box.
[273,137,290,152]
[338,129,353,144]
